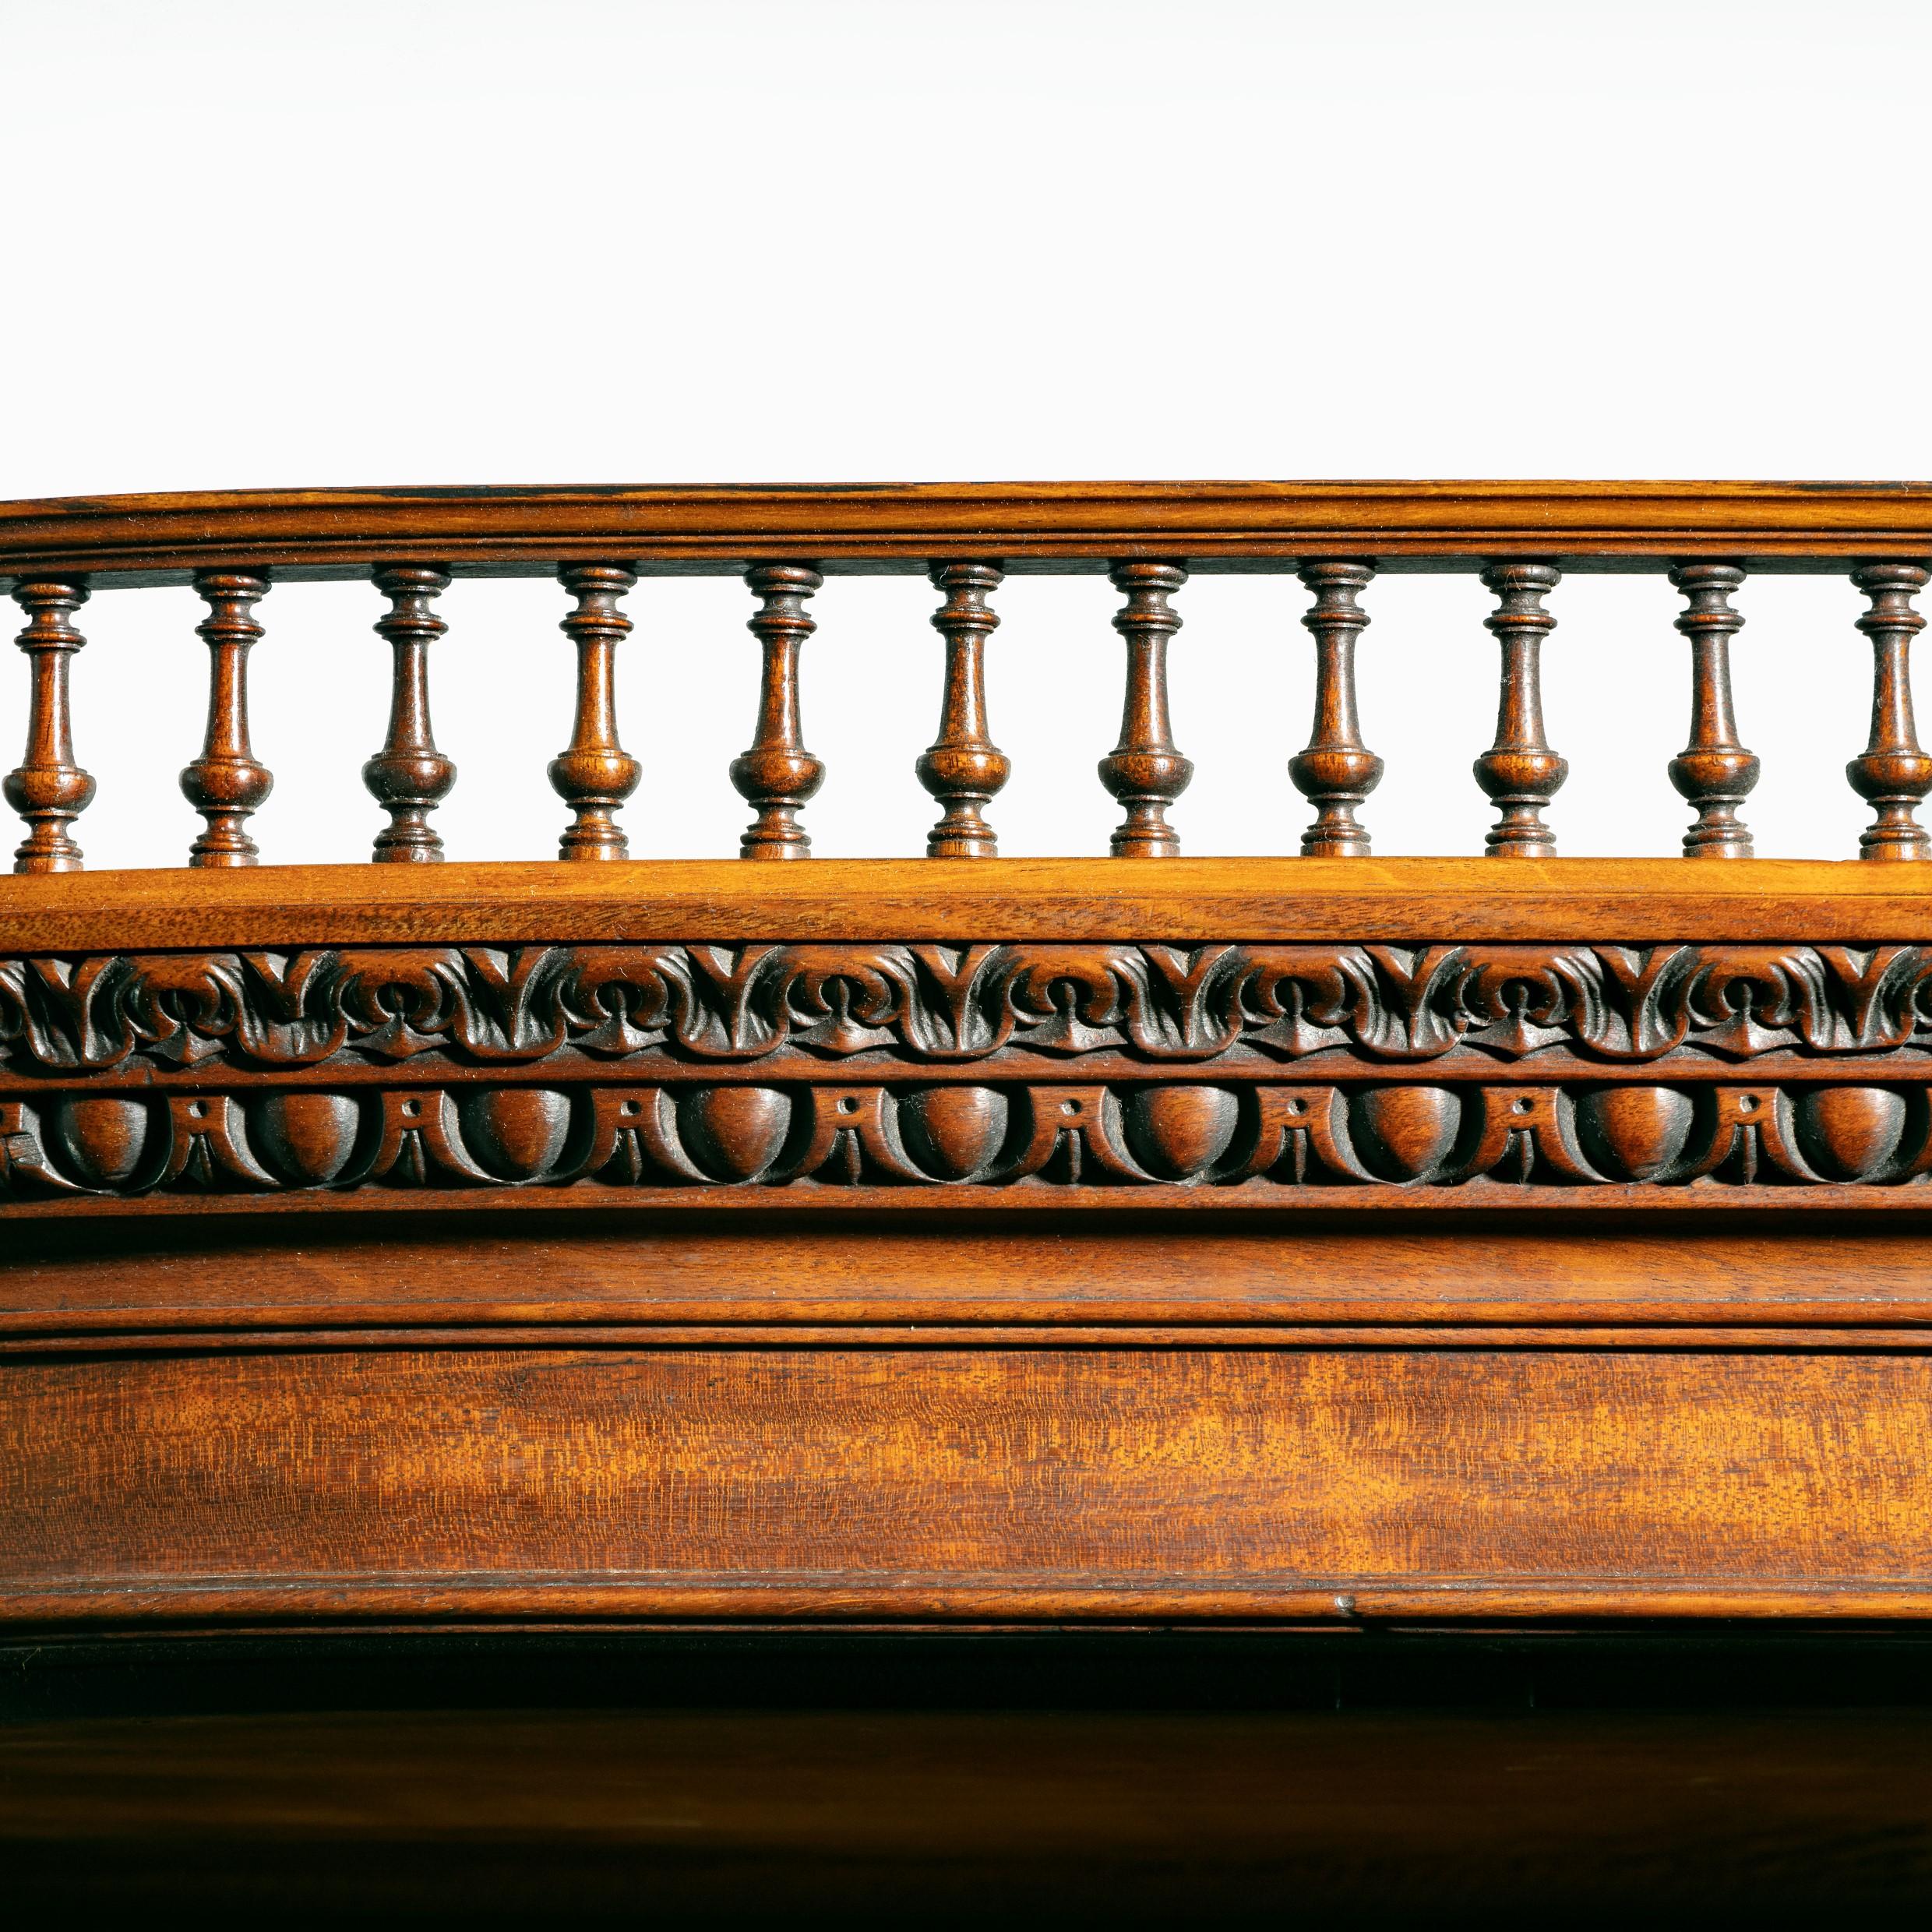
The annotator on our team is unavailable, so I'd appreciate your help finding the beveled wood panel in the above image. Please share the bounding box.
[5,855,1932,951]
[5,1217,1932,1349]
[7,1345,1931,1623]
[7,479,1932,582]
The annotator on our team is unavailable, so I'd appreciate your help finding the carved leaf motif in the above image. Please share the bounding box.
[448,947,575,1059]
[1230,946,1382,1058]
[999,947,1145,1056]
[329,949,474,1059]
[767,946,924,1057]
[1683,948,1837,1058]
[901,946,1015,1058]
[1360,947,1468,1059]
[1453,947,1605,1059]
[558,946,693,1056]
[1590,947,1698,1059]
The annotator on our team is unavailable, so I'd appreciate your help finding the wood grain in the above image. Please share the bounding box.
[5,1215,1932,1345]
[5,1345,1931,1623]
[5,855,1932,950]
[9,479,1932,582]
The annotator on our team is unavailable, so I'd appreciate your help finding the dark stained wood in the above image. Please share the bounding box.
[732,563,823,859]
[1098,562,1191,857]
[1668,562,1759,858]
[1849,561,1932,860]
[181,570,273,867]
[12,1703,1932,1917]
[917,561,1009,857]
[362,565,455,862]
[7,1344,1932,1623]
[1289,562,1381,855]
[5,579,94,874]
[1475,561,1566,855]
[548,563,640,860]
[17,479,1932,580]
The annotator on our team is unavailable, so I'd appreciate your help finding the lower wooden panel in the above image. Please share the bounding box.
[6,1345,1931,1624]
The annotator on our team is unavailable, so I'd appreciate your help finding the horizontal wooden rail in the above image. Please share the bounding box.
[7,481,1932,583]
[2,855,1930,949]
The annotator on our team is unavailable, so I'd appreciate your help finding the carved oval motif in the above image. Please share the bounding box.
[1796,1085,1907,1181]
[50,1096,153,1188]
[249,1092,361,1185]
[1574,1086,1695,1183]
[460,1088,574,1180]
[897,1086,1008,1180]
[1349,1086,1460,1182]
[1123,1085,1240,1180]
[679,1086,791,1182]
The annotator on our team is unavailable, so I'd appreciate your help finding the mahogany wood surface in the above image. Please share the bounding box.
[10,478,1932,581]
[9,480,1932,1656]
[8,1344,1932,1624]
[3,854,1930,950]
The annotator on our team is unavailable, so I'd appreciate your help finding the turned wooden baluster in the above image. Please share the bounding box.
[181,571,273,866]
[1099,562,1191,857]
[1289,562,1381,856]
[1668,562,1757,858]
[731,563,823,858]
[5,578,94,873]
[1475,562,1566,855]
[549,563,641,860]
[362,565,456,862]
[917,561,1010,857]
[1849,562,1932,860]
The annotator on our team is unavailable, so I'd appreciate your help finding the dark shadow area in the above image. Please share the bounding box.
[5,1626,1931,1923]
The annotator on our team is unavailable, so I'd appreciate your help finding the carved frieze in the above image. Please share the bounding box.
[5,1078,1930,1200]
[7,940,1932,1079]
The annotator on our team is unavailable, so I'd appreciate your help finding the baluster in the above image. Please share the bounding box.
[549,563,641,860]
[731,563,823,858]
[917,561,1009,857]
[362,565,455,862]
[1668,562,1757,858]
[181,571,273,866]
[1289,562,1381,856]
[1848,562,1932,860]
[1099,561,1190,857]
[5,578,94,873]
[1474,562,1566,855]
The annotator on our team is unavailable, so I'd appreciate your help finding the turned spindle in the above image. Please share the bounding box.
[1099,562,1190,857]
[362,565,456,862]
[1849,562,1932,860]
[1289,562,1382,856]
[181,571,273,866]
[731,563,823,858]
[1475,562,1566,855]
[549,563,641,860]
[917,561,1009,857]
[5,578,95,873]
[1668,562,1757,858]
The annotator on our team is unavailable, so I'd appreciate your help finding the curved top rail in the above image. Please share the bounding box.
[5,480,1932,585]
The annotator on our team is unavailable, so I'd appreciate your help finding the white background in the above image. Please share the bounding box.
[4,0,1929,869]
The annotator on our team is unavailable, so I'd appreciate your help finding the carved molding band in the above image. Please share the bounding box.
[6,1080,1931,1199]
[9,940,1932,1080]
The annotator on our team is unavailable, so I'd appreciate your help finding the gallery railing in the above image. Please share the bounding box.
[8,482,1932,1633]
[5,480,1932,869]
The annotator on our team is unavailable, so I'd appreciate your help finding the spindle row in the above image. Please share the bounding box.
[5,560,1930,871]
